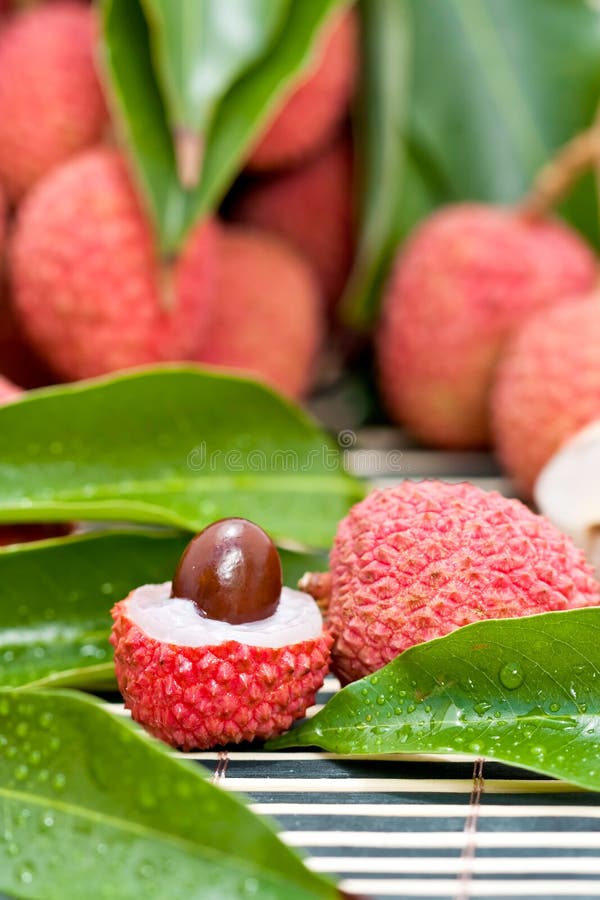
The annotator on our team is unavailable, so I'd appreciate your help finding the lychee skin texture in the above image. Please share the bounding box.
[377,204,596,449]
[247,8,358,171]
[492,293,600,497]
[0,2,107,201]
[11,149,216,381]
[233,134,354,311]
[327,481,599,684]
[196,225,322,399]
[110,597,332,751]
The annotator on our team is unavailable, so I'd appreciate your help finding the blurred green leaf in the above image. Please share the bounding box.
[141,0,289,188]
[340,0,410,331]
[102,0,350,255]
[347,0,600,329]
[0,368,363,549]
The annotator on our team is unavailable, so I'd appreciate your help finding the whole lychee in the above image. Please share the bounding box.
[376,204,596,449]
[247,8,358,171]
[233,133,354,311]
[303,481,600,684]
[0,2,107,201]
[492,293,600,497]
[195,225,322,399]
[111,519,332,750]
[11,149,216,381]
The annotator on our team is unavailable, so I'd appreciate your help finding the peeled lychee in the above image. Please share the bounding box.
[111,519,331,750]
[377,204,597,449]
[195,225,322,399]
[492,293,600,497]
[247,8,358,171]
[11,149,216,381]
[233,133,354,311]
[304,480,600,684]
[0,2,107,201]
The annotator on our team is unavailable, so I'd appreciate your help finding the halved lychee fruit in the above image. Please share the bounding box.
[110,519,332,751]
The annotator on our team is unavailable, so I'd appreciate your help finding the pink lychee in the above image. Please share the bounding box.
[492,293,600,497]
[233,133,354,311]
[195,224,323,399]
[247,8,358,171]
[376,204,597,449]
[306,480,600,684]
[0,373,20,404]
[10,148,216,381]
[0,2,107,201]
[110,583,332,751]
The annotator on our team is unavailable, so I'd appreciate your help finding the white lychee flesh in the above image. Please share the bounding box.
[535,418,600,572]
[126,583,324,648]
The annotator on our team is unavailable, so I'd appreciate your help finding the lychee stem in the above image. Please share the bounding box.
[174,127,203,190]
[158,256,176,313]
[298,571,332,615]
[520,124,600,220]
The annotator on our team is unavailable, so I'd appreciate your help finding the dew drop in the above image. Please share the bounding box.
[469,741,482,753]
[244,878,259,895]
[2,650,14,663]
[370,676,380,685]
[96,842,108,856]
[7,842,18,857]
[360,688,368,697]
[394,707,403,716]
[407,704,415,714]
[101,582,114,596]
[531,746,546,760]
[14,764,28,782]
[19,866,34,885]
[499,662,524,690]
[549,703,561,713]
[364,714,373,723]
[41,813,54,830]
[578,703,588,714]
[474,701,492,716]
[376,695,386,706]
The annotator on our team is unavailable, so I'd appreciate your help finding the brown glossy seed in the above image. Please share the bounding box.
[171,518,282,624]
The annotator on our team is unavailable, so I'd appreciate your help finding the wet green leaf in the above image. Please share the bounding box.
[0,368,363,549]
[0,529,329,689]
[0,689,336,898]
[270,608,600,792]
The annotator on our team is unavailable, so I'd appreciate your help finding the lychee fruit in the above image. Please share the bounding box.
[376,204,597,449]
[302,480,600,685]
[111,519,332,750]
[247,7,358,171]
[11,148,216,381]
[0,2,107,201]
[492,293,600,497]
[232,133,354,311]
[195,224,322,399]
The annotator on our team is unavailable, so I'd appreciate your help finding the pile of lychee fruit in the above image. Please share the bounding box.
[0,0,599,509]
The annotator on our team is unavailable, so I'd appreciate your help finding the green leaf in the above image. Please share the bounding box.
[0,529,329,689]
[340,0,410,331]
[0,688,336,899]
[101,0,349,255]
[0,368,363,549]
[270,607,600,792]
[141,0,289,187]
[0,531,189,689]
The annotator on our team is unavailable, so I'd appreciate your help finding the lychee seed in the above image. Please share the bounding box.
[171,518,282,625]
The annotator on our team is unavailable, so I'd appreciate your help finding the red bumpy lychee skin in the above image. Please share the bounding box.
[247,8,358,171]
[0,2,107,201]
[321,480,600,684]
[492,293,600,497]
[233,133,354,312]
[11,149,216,381]
[377,204,596,449]
[110,596,332,751]
[195,225,322,399]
